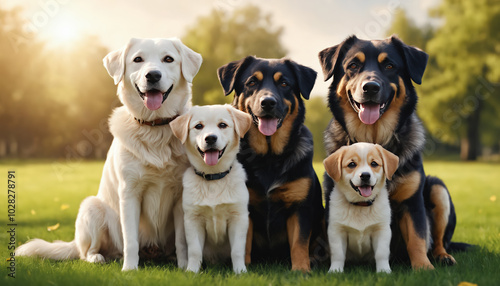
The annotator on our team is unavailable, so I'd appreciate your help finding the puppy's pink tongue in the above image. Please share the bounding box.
[359,103,380,125]
[204,151,219,166]
[358,186,373,197]
[258,117,278,136]
[144,90,163,110]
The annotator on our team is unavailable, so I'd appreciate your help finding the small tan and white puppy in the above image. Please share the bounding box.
[170,104,252,274]
[323,143,399,273]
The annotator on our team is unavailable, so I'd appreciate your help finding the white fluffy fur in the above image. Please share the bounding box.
[170,105,252,274]
[324,143,399,273]
[16,38,202,271]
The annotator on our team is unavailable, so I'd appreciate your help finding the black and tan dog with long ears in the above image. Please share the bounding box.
[319,35,468,270]
[217,56,324,272]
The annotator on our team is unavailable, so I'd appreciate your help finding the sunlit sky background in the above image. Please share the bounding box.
[4,0,439,96]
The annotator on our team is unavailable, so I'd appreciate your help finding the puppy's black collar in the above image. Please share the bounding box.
[194,166,232,181]
[350,196,376,207]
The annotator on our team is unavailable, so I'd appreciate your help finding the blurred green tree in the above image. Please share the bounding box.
[386,4,500,160]
[304,96,330,162]
[182,5,287,105]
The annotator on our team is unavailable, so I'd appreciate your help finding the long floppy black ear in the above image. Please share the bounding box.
[318,35,358,82]
[217,56,256,96]
[284,59,317,100]
[390,35,428,85]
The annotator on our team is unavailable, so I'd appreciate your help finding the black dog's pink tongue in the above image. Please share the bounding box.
[258,117,278,136]
[358,186,372,197]
[204,151,219,166]
[359,103,380,125]
[144,90,163,110]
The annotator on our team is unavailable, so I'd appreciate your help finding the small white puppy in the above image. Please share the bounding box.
[323,143,399,273]
[170,104,252,274]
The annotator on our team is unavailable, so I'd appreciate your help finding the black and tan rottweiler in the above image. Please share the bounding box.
[318,35,469,270]
[217,56,324,272]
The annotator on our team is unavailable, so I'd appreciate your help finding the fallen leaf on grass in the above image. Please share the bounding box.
[47,223,60,231]
[60,204,70,210]
[458,282,478,286]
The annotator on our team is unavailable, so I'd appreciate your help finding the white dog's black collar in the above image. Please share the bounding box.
[194,166,232,181]
[350,196,376,207]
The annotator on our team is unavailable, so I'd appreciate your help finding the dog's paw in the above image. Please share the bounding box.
[376,267,392,273]
[177,258,188,270]
[233,265,247,274]
[434,253,457,266]
[86,253,105,264]
[328,264,344,273]
[121,263,138,271]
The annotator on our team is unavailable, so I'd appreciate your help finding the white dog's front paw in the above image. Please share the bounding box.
[186,260,201,273]
[177,257,188,270]
[376,265,391,273]
[122,261,139,271]
[233,264,247,274]
[86,253,105,264]
[329,262,344,273]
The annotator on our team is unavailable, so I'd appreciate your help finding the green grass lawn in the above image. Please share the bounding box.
[1,160,499,285]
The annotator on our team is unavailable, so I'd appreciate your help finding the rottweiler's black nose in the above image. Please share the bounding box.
[261,97,277,112]
[205,135,217,145]
[360,172,371,181]
[362,81,380,96]
[146,70,162,83]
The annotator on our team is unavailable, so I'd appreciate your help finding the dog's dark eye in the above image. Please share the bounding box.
[247,79,256,87]
[348,162,357,168]
[371,161,379,167]
[194,124,204,130]
[133,57,143,63]
[163,56,174,63]
[348,62,358,70]
[218,122,228,129]
[385,63,394,70]
[280,80,288,88]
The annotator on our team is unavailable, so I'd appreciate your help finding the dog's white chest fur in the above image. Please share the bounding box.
[328,187,391,260]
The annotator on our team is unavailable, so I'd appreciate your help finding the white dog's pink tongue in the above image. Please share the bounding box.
[358,186,373,197]
[144,90,163,110]
[258,117,278,136]
[359,103,380,125]
[204,151,219,166]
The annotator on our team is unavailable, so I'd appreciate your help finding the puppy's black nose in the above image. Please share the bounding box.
[362,81,380,96]
[360,172,371,181]
[146,70,162,83]
[261,97,277,112]
[205,135,217,145]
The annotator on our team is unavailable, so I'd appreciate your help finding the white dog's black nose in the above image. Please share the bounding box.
[205,135,217,145]
[360,172,371,181]
[146,70,162,83]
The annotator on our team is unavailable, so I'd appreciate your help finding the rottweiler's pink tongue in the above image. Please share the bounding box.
[204,151,219,166]
[359,103,380,125]
[358,186,372,197]
[258,117,278,136]
[144,90,163,110]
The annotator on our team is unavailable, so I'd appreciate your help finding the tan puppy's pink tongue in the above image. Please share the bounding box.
[359,103,380,125]
[258,118,279,136]
[204,151,219,166]
[144,90,163,110]
[358,186,372,197]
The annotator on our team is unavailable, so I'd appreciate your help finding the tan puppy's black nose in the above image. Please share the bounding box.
[360,172,371,182]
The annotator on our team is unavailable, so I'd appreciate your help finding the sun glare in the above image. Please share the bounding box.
[41,12,81,47]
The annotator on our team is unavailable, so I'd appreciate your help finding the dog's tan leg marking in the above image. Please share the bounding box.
[287,214,311,272]
[430,185,456,265]
[399,212,434,270]
[390,171,421,203]
[271,178,311,208]
[245,216,253,265]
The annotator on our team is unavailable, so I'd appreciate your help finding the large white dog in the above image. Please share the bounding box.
[16,38,202,271]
